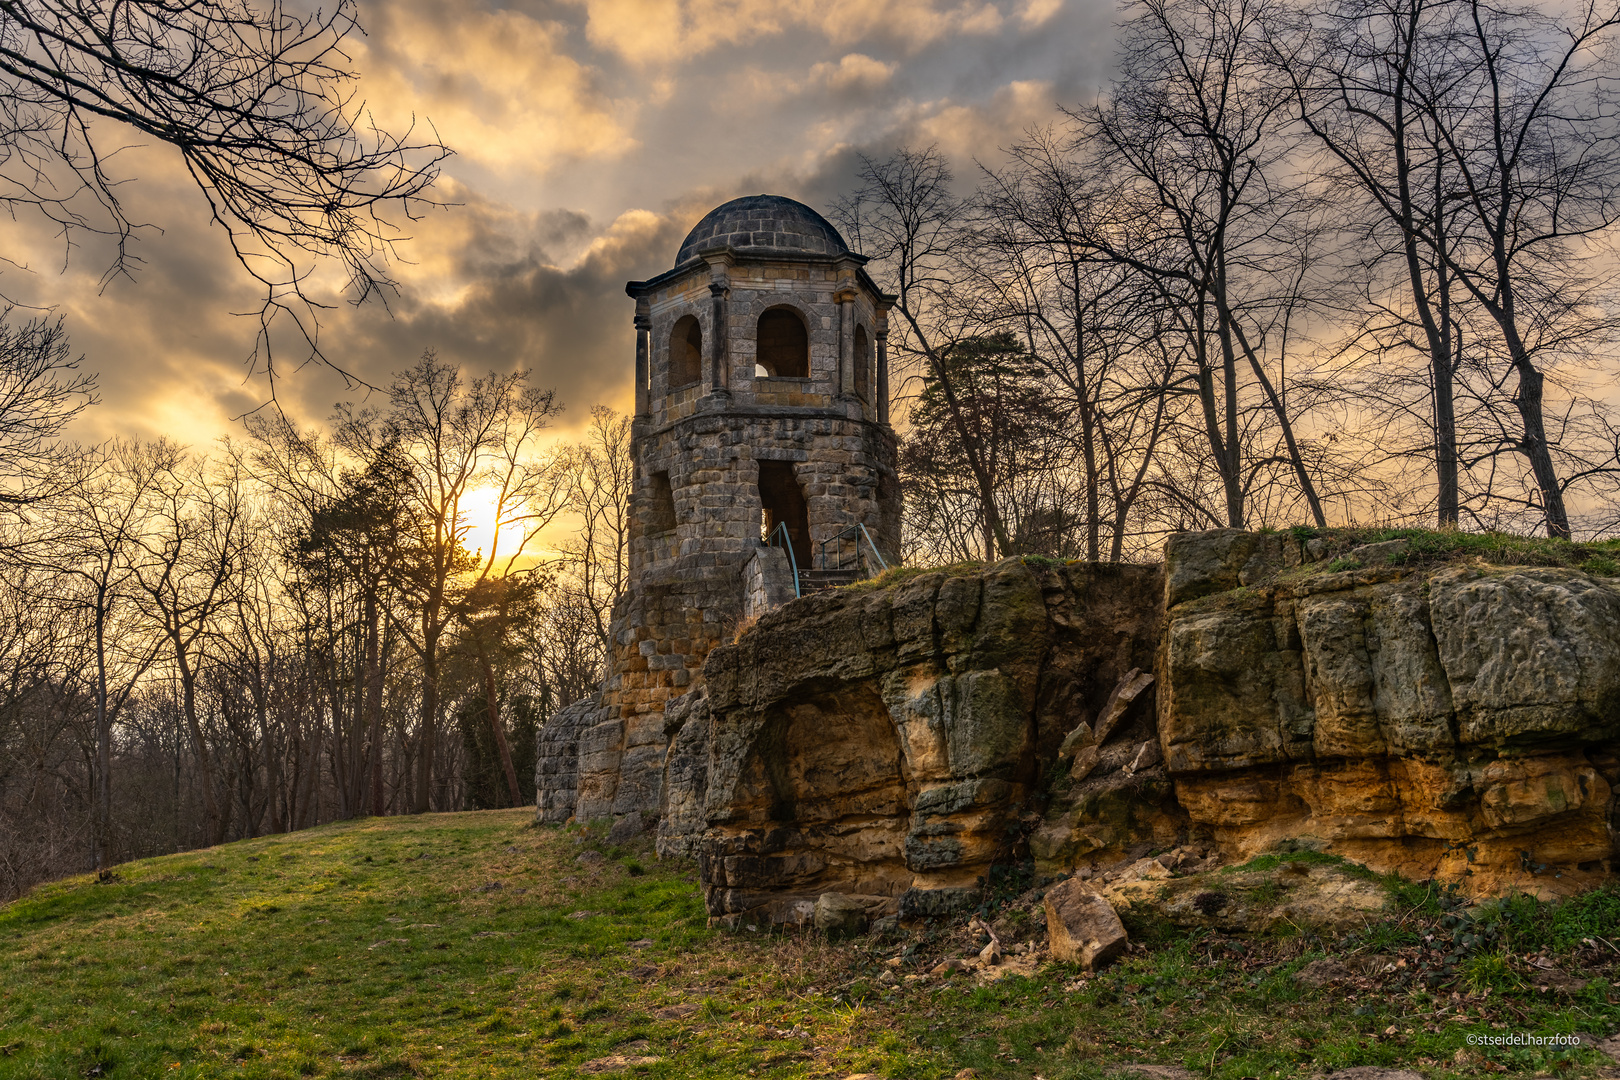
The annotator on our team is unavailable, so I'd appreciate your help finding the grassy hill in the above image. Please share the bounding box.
[3,811,1619,1079]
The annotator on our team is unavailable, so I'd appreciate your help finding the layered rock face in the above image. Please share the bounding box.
[665,559,1164,926]
[1157,530,1620,895]
[539,529,1620,921]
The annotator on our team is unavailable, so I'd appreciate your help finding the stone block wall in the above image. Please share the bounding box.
[574,407,900,824]
[741,545,798,621]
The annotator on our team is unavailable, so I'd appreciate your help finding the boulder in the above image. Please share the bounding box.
[813,892,869,939]
[1292,958,1355,987]
[608,810,646,844]
[1043,877,1128,971]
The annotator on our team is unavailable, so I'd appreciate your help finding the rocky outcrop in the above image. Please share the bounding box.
[540,528,1620,920]
[1157,530,1620,896]
[680,559,1164,927]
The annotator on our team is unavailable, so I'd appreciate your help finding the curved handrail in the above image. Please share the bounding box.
[857,523,889,573]
[767,521,801,598]
[815,522,891,577]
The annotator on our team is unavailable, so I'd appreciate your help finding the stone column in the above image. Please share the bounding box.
[708,259,730,397]
[836,288,855,398]
[875,313,890,425]
[634,301,651,419]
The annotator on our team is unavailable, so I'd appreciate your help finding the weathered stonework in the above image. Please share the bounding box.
[674,559,1165,925]
[663,535,1620,926]
[1153,530,1620,896]
[552,195,902,827]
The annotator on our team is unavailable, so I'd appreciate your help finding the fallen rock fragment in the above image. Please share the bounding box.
[608,810,645,844]
[1531,969,1590,994]
[580,1054,660,1073]
[1292,958,1355,987]
[813,892,869,939]
[1044,876,1128,971]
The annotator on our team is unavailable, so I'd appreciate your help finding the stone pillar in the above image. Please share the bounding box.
[708,260,730,396]
[837,289,855,398]
[634,302,651,419]
[875,314,890,425]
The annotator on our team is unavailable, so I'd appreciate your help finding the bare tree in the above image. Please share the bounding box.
[560,406,632,662]
[1071,0,1331,529]
[1411,0,1620,538]
[0,309,96,518]
[976,136,1180,559]
[0,0,450,386]
[837,147,1024,558]
[334,352,560,813]
[1285,0,1473,526]
[129,449,251,844]
[41,440,168,870]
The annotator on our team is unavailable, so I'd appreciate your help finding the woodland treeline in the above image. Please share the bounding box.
[847,0,1620,564]
[0,347,629,900]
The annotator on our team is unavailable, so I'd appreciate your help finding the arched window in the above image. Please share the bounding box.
[670,315,702,388]
[756,307,809,378]
[854,324,870,401]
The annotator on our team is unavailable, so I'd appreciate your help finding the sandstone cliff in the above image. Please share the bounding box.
[537,530,1620,924]
[661,558,1164,926]
[1153,529,1620,896]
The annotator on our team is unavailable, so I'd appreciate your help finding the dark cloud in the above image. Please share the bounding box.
[5,0,1120,450]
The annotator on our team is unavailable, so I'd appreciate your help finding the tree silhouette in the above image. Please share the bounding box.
[0,0,450,388]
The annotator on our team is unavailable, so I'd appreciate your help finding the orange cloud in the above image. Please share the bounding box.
[353,2,635,176]
[573,0,1005,63]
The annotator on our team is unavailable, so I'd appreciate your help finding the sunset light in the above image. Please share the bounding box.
[7,1,1620,1077]
[458,485,506,564]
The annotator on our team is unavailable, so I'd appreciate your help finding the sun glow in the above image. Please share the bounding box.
[459,487,507,565]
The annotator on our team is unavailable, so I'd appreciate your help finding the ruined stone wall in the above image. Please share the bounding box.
[741,547,797,622]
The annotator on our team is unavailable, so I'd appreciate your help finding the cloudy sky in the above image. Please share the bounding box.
[8,0,1119,449]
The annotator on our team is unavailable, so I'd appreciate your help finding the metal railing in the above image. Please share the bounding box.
[816,522,890,577]
[766,521,802,598]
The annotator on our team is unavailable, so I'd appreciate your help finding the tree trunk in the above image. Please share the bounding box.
[364,589,385,816]
[479,650,522,808]
[175,647,225,846]
[93,593,112,872]
[414,639,438,815]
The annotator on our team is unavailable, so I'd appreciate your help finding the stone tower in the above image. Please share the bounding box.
[567,194,901,824]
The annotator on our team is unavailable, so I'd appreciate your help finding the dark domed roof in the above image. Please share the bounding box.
[674,195,850,266]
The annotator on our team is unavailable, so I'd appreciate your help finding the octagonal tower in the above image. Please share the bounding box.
[571,195,901,823]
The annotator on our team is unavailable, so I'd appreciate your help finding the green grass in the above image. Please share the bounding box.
[4,814,1620,1078]
[0,812,931,1080]
[837,560,986,595]
[1280,524,1620,575]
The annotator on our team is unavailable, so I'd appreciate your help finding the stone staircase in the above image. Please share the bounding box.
[797,568,860,592]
